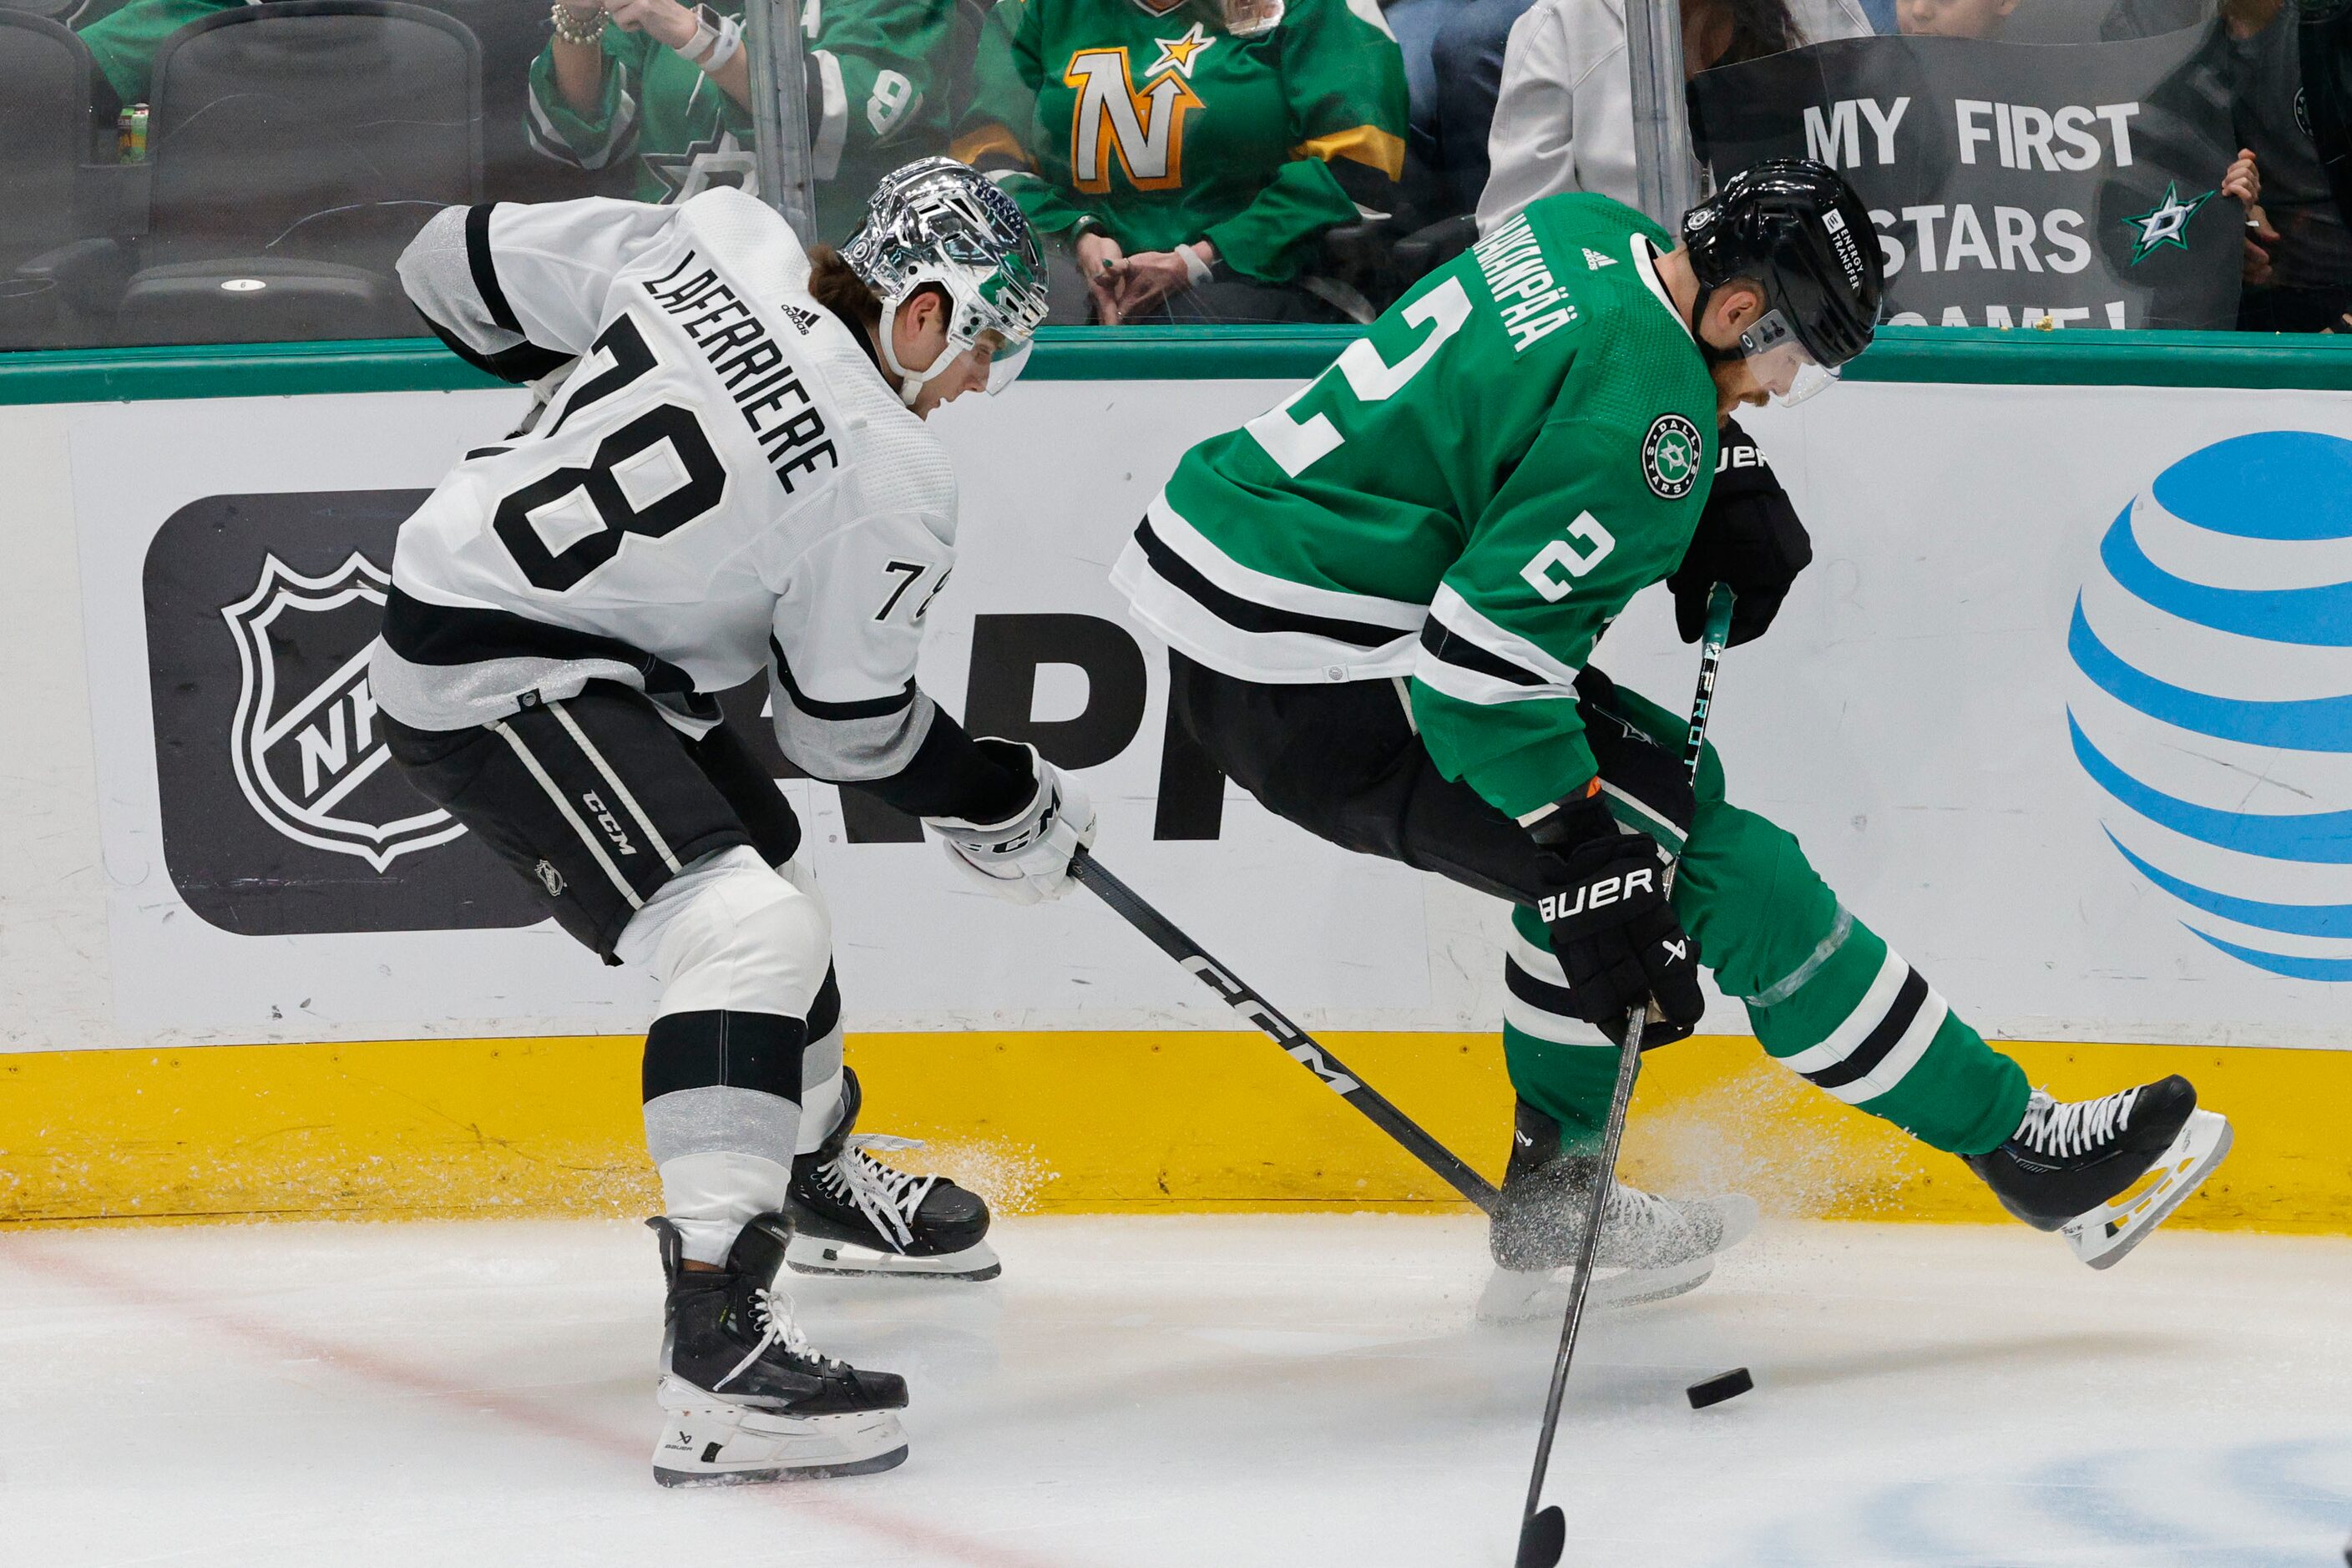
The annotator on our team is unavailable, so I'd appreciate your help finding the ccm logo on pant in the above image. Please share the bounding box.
[582,790,640,857]
[1540,866,1655,922]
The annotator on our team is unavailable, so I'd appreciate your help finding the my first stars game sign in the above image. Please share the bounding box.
[1692,21,2242,331]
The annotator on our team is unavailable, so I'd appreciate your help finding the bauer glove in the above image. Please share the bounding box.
[925,738,1096,905]
[1527,786,1703,1048]
[1669,417,1809,647]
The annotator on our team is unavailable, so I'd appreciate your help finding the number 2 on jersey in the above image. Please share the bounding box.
[1244,276,1472,478]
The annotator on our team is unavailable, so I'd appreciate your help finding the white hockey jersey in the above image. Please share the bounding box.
[371,189,965,793]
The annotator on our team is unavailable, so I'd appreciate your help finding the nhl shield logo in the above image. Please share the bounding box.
[221,553,464,873]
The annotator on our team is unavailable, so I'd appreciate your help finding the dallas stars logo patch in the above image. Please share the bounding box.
[2121,182,2215,264]
[1643,414,1702,500]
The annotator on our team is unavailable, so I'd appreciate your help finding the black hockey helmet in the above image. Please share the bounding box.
[1682,159,1884,401]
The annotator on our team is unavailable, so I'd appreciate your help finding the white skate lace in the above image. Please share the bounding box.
[718,1283,844,1390]
[817,1134,938,1251]
[2014,1086,2140,1160]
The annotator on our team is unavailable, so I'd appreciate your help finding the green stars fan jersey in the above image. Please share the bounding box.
[1110,193,1718,818]
[953,0,1406,282]
[526,0,955,241]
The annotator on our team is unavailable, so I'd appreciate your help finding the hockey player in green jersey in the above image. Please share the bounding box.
[1111,160,2234,1301]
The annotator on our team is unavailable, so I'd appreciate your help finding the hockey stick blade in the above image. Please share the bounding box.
[1516,1504,1565,1568]
[1070,851,1498,1210]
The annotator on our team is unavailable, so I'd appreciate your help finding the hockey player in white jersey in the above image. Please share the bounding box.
[368,159,1086,1485]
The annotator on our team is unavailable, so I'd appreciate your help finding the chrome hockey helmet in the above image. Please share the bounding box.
[840,157,1050,404]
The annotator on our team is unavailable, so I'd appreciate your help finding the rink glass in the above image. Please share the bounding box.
[3,0,2352,359]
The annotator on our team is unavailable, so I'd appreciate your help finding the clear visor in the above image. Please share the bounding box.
[1737,309,1839,407]
[979,327,1034,393]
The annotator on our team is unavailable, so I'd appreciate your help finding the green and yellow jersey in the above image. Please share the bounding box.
[1112,193,1719,817]
[953,0,1406,282]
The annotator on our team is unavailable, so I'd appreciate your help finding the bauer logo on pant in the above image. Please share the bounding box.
[223,552,466,873]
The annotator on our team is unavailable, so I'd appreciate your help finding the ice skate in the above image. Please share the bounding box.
[1478,1100,1758,1323]
[648,1212,910,1487]
[1965,1075,2232,1269]
[787,1067,1000,1281]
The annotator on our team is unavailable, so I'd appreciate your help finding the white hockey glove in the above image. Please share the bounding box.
[925,739,1096,904]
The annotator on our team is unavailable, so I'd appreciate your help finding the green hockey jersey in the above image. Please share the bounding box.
[526,0,953,241]
[79,0,240,106]
[1111,193,1719,817]
[953,0,1406,282]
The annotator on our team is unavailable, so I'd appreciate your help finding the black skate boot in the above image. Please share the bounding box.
[649,1211,909,1486]
[787,1066,999,1281]
[1479,1099,1757,1322]
[1965,1076,2232,1269]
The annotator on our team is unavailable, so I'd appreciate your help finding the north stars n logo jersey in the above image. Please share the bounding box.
[1062,24,1214,192]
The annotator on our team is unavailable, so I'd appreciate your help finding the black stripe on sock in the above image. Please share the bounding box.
[643,1009,810,1102]
[465,203,524,334]
[807,966,841,1044]
[1135,519,1404,650]
[1806,969,1930,1091]
[1419,618,1548,689]
[1504,956,1582,1020]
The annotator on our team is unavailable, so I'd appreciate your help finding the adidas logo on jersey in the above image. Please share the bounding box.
[1584,248,1617,271]
[781,303,820,334]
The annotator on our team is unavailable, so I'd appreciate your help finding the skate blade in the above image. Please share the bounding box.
[1475,1256,1715,1324]
[2063,1110,2233,1270]
[653,1381,909,1487]
[785,1232,1002,1282]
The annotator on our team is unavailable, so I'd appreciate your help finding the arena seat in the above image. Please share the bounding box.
[115,0,479,344]
[0,12,96,344]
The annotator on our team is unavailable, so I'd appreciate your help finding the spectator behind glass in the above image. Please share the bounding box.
[954,0,1409,325]
[531,0,954,240]
[1477,0,1820,230]
[2220,0,2352,328]
[1897,0,2013,36]
[78,0,238,113]
[1454,0,1867,221]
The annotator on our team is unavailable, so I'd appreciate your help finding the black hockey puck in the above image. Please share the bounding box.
[1687,1368,1753,1409]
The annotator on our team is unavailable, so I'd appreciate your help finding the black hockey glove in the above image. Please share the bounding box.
[1668,417,1810,647]
[1528,787,1703,1050]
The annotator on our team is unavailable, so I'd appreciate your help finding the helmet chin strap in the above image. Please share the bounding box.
[878,297,960,408]
[1688,281,1740,368]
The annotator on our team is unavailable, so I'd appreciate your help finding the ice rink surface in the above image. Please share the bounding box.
[4,1214,2348,1568]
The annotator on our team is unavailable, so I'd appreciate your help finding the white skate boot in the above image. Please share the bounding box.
[648,1212,909,1486]
[1478,1099,1758,1323]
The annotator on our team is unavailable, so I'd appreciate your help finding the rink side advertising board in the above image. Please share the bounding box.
[44,376,2352,1054]
[1691,23,2243,330]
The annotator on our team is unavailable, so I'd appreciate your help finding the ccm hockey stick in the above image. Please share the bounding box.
[1070,851,1500,1211]
[1516,584,1736,1568]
